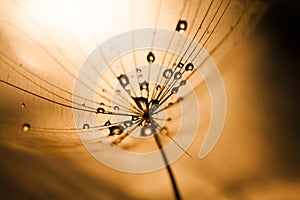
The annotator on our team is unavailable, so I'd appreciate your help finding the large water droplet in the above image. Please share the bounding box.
[83,124,90,129]
[185,63,194,71]
[97,107,105,113]
[176,20,187,33]
[22,123,30,132]
[147,52,155,63]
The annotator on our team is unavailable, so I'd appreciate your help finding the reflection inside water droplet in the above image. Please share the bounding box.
[22,123,30,132]
[97,107,105,113]
[21,103,25,108]
[147,52,155,63]
[114,106,119,111]
[83,124,90,129]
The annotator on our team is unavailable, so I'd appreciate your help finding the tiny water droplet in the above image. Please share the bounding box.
[105,120,111,126]
[140,81,149,91]
[132,116,139,121]
[172,87,179,94]
[177,62,184,68]
[99,102,105,106]
[114,106,119,111]
[97,107,105,113]
[83,124,90,129]
[22,123,30,132]
[116,90,121,94]
[21,103,25,108]
[156,85,161,90]
[147,52,155,63]
[117,74,129,87]
[163,69,173,78]
[160,127,168,135]
[136,68,142,73]
[176,20,187,32]
[185,63,194,71]
[124,120,133,128]
[174,71,182,80]
[180,80,186,86]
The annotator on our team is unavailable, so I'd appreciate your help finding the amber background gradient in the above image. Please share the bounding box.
[0,0,299,199]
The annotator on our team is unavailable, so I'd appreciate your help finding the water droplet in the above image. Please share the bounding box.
[114,106,119,111]
[21,103,25,108]
[132,116,139,121]
[136,68,142,73]
[178,97,184,102]
[174,71,182,80]
[172,87,179,94]
[156,85,161,90]
[180,80,186,86]
[83,124,90,129]
[177,62,184,68]
[118,74,129,87]
[124,120,133,128]
[147,52,155,63]
[116,90,121,94]
[105,120,111,126]
[176,20,187,33]
[185,63,194,71]
[97,107,105,113]
[140,81,149,91]
[163,69,173,78]
[160,127,168,135]
[99,102,105,106]
[22,123,30,132]
[141,125,153,136]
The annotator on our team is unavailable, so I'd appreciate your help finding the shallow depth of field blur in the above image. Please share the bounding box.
[0,0,299,199]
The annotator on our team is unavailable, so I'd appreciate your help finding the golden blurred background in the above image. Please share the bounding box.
[0,0,299,199]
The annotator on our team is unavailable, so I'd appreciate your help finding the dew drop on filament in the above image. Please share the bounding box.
[176,20,187,33]
[83,124,90,129]
[147,52,155,63]
[22,123,30,132]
